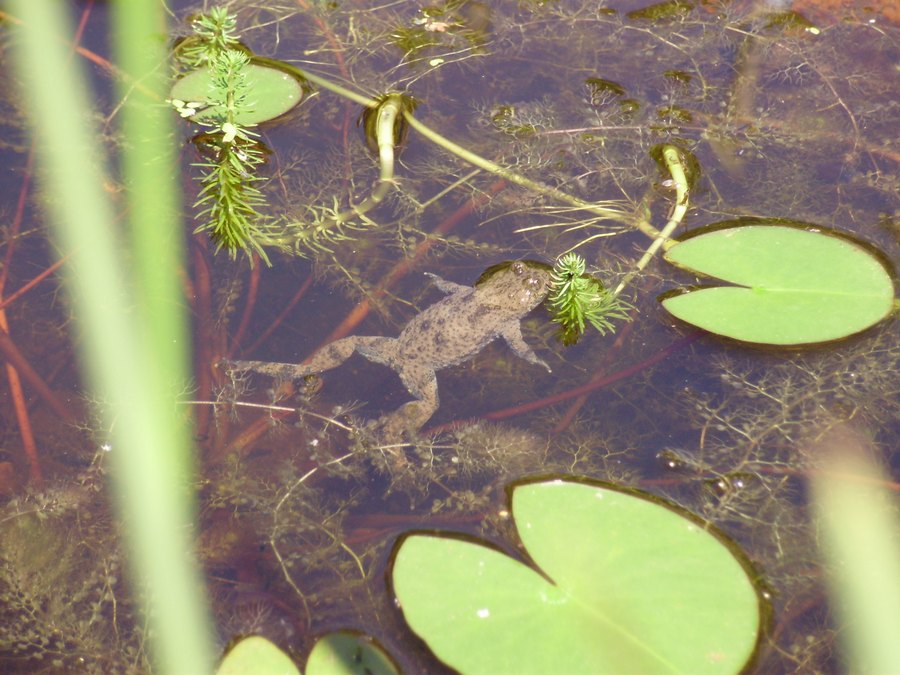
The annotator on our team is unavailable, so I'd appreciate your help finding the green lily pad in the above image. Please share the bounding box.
[171,61,303,125]
[392,479,761,674]
[306,632,398,675]
[661,222,894,345]
[216,636,299,675]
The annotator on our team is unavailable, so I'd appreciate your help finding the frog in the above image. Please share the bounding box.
[228,260,553,439]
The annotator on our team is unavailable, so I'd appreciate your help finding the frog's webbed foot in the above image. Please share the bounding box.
[225,359,314,381]
[368,400,435,444]
[499,324,551,373]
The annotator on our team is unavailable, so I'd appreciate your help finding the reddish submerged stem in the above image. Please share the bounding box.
[191,241,217,443]
[228,256,261,358]
[0,2,95,487]
[551,319,636,435]
[0,254,70,312]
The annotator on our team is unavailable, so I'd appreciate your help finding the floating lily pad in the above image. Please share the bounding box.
[171,61,303,125]
[216,636,299,675]
[392,479,761,674]
[661,221,894,345]
[306,632,398,675]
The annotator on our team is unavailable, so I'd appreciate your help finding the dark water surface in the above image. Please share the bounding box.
[0,0,896,672]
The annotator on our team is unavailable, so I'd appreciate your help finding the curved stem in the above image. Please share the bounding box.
[403,109,636,228]
[253,62,650,243]
[253,57,376,109]
[280,94,403,249]
[612,144,689,298]
[333,93,401,222]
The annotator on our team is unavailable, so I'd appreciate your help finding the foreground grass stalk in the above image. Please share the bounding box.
[811,425,900,673]
[9,1,214,672]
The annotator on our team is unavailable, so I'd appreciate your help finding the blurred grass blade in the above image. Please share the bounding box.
[111,0,189,378]
[8,1,215,672]
[810,425,900,672]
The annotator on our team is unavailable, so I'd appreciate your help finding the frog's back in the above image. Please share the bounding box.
[395,287,497,370]
[395,261,552,371]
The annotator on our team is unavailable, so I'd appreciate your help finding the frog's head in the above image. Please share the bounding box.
[475,259,552,311]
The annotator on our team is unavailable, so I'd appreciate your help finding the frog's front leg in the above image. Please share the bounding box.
[500,323,551,373]
[228,336,397,380]
[424,272,469,295]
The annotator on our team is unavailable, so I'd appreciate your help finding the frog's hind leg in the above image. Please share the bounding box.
[229,336,397,381]
[375,364,440,439]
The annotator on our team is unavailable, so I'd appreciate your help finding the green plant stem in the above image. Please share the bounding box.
[278,94,404,252]
[402,109,639,230]
[333,93,402,223]
[417,168,483,211]
[612,144,689,298]
[254,56,377,109]
[230,59,653,254]
[233,47,685,278]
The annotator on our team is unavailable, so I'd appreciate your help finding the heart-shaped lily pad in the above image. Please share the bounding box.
[171,61,303,125]
[392,479,761,674]
[661,221,894,345]
[306,632,398,675]
[216,636,299,675]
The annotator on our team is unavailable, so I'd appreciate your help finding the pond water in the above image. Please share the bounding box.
[0,0,897,672]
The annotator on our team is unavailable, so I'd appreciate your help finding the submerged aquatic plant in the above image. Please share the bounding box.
[186,49,281,264]
[171,8,296,264]
[548,253,632,345]
[280,93,417,256]
[174,6,241,69]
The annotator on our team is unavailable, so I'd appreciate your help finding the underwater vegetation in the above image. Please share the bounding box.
[0,474,152,673]
[0,0,897,672]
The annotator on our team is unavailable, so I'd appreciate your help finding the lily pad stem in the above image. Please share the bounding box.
[278,94,402,252]
[332,93,401,224]
[402,109,637,230]
[258,60,644,235]
[253,57,376,109]
[612,144,689,298]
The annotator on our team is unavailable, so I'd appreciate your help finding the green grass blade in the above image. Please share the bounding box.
[8,2,215,672]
